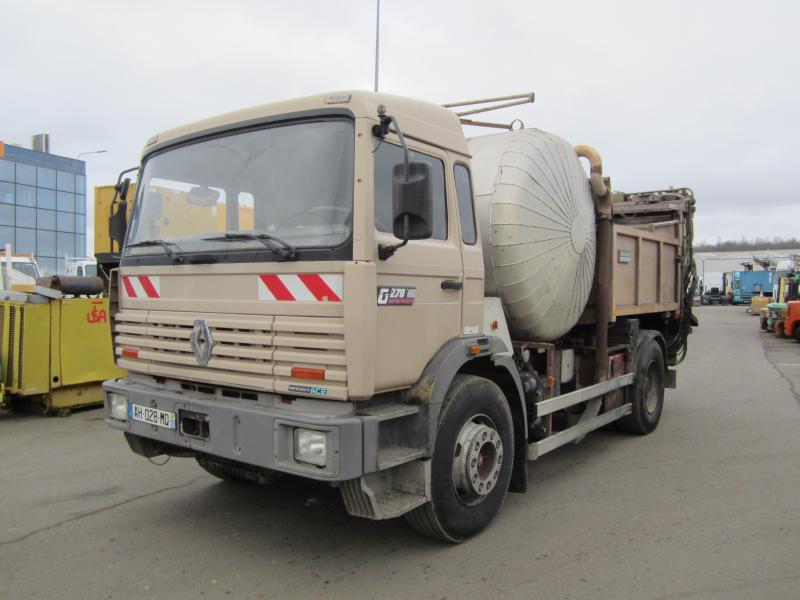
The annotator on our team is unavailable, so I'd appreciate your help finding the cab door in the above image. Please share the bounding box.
[453,162,484,335]
[373,139,463,391]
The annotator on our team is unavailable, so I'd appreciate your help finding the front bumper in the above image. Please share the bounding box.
[103,378,368,481]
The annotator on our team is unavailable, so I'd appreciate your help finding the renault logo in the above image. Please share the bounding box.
[189,319,215,367]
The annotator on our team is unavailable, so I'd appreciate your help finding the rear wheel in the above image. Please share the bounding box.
[196,455,278,485]
[617,335,665,435]
[794,325,800,343]
[404,375,514,542]
[760,317,768,331]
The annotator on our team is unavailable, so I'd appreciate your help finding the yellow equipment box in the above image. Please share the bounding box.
[94,184,134,256]
[0,295,125,413]
[750,296,770,315]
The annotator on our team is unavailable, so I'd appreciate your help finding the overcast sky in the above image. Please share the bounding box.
[1,0,796,252]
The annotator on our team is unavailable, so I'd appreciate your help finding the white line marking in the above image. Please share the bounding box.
[130,277,146,298]
[257,278,276,301]
[319,274,344,300]
[281,275,315,302]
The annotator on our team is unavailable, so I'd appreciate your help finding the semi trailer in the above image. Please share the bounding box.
[103,91,697,541]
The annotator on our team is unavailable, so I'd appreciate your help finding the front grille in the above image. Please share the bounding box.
[6,305,16,389]
[17,306,24,388]
[114,311,348,399]
[0,303,24,390]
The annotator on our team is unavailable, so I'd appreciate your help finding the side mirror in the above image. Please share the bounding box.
[392,161,432,240]
[116,177,131,202]
[108,167,139,253]
[109,201,128,252]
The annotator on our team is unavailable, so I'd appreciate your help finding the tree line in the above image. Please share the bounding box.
[694,237,800,252]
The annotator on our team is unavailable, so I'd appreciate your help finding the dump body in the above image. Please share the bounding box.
[607,189,694,325]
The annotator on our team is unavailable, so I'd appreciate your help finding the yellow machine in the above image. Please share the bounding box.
[95,184,135,257]
[95,182,255,249]
[776,276,798,304]
[749,296,770,315]
[0,291,125,414]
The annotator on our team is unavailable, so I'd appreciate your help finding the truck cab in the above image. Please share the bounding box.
[109,91,478,401]
[0,253,42,291]
[106,92,493,520]
[64,256,98,277]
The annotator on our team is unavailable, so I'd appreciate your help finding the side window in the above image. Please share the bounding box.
[374,142,447,240]
[454,164,477,245]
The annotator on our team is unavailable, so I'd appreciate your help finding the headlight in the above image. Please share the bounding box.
[108,392,128,421]
[293,428,327,467]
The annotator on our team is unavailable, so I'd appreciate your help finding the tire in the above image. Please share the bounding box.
[794,325,800,343]
[196,455,278,485]
[404,375,514,542]
[760,317,768,331]
[617,335,665,435]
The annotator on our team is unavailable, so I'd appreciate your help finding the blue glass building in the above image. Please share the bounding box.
[0,143,87,275]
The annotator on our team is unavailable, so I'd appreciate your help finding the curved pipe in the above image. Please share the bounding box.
[575,145,611,384]
[574,144,608,198]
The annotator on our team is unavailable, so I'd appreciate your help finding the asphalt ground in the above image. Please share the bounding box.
[1,305,799,599]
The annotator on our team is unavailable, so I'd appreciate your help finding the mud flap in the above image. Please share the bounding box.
[665,368,677,389]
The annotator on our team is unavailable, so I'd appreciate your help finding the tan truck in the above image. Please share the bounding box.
[103,91,697,541]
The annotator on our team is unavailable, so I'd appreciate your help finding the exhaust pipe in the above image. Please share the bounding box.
[575,145,608,198]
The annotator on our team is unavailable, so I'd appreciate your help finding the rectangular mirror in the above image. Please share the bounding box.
[392,161,432,240]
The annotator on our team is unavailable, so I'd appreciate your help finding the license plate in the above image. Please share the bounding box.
[129,403,177,430]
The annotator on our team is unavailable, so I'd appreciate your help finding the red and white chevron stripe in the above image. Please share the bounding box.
[122,275,161,299]
[258,273,343,302]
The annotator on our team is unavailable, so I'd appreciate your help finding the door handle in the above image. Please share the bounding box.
[441,279,463,290]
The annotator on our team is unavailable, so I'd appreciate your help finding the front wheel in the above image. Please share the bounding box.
[617,335,665,435]
[404,375,514,542]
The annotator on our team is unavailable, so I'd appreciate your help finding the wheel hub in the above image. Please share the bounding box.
[453,417,503,504]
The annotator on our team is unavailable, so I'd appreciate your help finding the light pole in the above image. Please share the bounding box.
[374,0,380,92]
[76,149,107,160]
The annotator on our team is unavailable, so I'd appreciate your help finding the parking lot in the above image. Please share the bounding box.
[1,305,799,599]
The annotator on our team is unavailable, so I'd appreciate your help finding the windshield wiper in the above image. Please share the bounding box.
[126,239,184,264]
[204,232,297,261]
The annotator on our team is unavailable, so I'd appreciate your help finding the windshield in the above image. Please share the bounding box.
[126,119,354,259]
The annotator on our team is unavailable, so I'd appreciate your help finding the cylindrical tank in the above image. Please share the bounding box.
[469,129,596,341]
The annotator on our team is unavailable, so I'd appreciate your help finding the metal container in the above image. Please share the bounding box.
[607,189,694,320]
[470,129,596,341]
